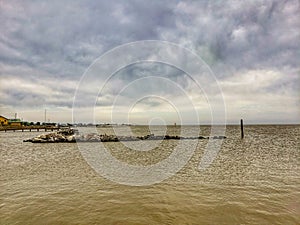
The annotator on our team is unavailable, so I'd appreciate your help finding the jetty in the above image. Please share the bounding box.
[23,128,226,143]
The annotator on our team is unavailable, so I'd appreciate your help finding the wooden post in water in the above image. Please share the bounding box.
[240,119,244,139]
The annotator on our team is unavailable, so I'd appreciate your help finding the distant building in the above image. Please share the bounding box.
[8,118,22,126]
[0,115,9,126]
[0,115,23,126]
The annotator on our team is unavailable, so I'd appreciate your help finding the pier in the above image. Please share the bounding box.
[0,125,61,132]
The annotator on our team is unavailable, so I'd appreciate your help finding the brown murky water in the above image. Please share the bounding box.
[1,125,299,224]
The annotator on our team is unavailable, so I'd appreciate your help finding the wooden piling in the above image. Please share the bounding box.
[241,119,244,139]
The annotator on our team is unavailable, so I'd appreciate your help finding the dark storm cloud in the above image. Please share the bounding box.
[168,0,300,71]
[0,0,299,123]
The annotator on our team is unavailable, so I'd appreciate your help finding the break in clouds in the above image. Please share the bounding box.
[0,0,299,124]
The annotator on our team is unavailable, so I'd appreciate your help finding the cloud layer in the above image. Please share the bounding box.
[0,0,299,123]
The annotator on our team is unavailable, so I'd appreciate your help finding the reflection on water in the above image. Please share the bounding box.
[1,125,299,224]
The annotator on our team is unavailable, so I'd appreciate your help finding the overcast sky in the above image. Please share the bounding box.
[0,0,299,124]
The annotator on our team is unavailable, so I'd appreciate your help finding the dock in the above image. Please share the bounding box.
[0,125,61,132]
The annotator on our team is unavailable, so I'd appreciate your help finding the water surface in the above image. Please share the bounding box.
[1,125,299,224]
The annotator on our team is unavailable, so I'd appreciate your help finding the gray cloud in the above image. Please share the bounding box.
[0,0,299,123]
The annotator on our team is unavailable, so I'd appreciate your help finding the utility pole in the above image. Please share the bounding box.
[44,109,47,123]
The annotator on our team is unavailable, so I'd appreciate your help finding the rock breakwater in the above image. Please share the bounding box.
[23,128,226,143]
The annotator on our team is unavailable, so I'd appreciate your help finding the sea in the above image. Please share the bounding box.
[1,125,299,224]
